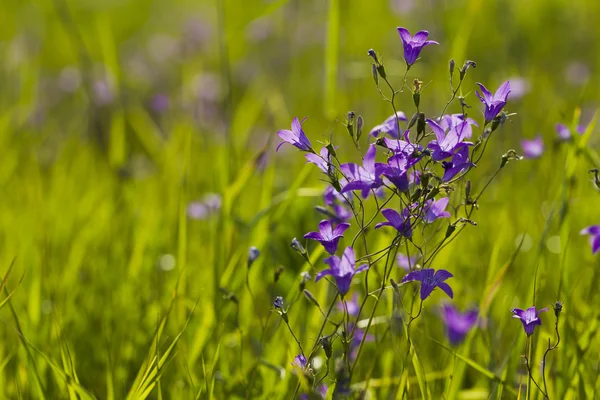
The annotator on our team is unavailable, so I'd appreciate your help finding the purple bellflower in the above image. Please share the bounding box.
[340,144,386,198]
[337,292,360,316]
[397,253,420,270]
[375,208,413,238]
[402,268,453,300]
[382,152,420,192]
[277,117,312,152]
[426,119,473,161]
[369,111,407,138]
[556,123,571,140]
[521,135,544,159]
[304,220,350,255]
[349,323,374,361]
[580,225,600,254]
[511,306,548,336]
[440,303,478,345]
[475,81,511,123]
[442,146,474,182]
[423,197,451,223]
[439,114,478,140]
[292,353,307,369]
[397,27,439,66]
[316,247,368,296]
[381,129,423,156]
[305,146,332,173]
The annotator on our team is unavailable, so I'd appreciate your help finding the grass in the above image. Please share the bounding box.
[0,0,599,398]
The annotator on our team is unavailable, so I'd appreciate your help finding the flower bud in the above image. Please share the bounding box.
[590,169,600,190]
[367,48,378,63]
[299,271,312,291]
[303,289,321,309]
[465,180,472,198]
[320,336,333,359]
[247,246,260,268]
[445,224,456,238]
[273,296,284,309]
[500,149,523,168]
[356,115,364,141]
[413,92,420,109]
[417,113,426,135]
[346,111,355,139]
[291,238,306,257]
[274,265,285,283]
[554,301,563,318]
[449,59,455,78]
[390,278,400,293]
[459,60,476,81]
[371,63,378,86]
[407,112,419,129]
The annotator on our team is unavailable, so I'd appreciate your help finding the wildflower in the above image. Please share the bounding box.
[316,247,368,296]
[396,27,439,66]
[423,197,451,223]
[521,135,544,159]
[348,323,374,361]
[511,306,548,336]
[426,119,472,161]
[382,153,419,192]
[304,220,351,255]
[580,225,600,254]
[276,117,312,152]
[273,296,284,309]
[187,193,222,220]
[292,353,307,369]
[375,208,413,238]
[305,146,332,174]
[475,81,511,123]
[441,146,474,182]
[396,253,420,270]
[401,268,454,300]
[438,114,479,140]
[440,304,478,345]
[247,246,260,268]
[381,130,423,156]
[556,123,571,140]
[337,292,360,316]
[291,237,307,256]
[369,111,407,138]
[340,144,386,198]
[506,77,530,100]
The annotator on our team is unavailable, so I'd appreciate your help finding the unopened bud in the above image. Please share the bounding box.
[273,296,284,309]
[445,224,456,238]
[407,112,419,130]
[356,115,364,141]
[291,238,306,256]
[299,271,311,291]
[371,63,378,86]
[274,265,285,283]
[500,149,523,168]
[465,180,472,198]
[303,289,321,308]
[417,113,426,135]
[449,59,455,78]
[320,336,333,359]
[554,301,563,318]
[390,278,400,293]
[459,60,476,80]
[247,246,260,268]
[413,92,420,109]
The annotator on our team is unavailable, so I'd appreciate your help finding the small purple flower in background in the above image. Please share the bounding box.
[402,268,453,300]
[277,117,312,152]
[150,93,170,113]
[375,208,412,238]
[187,193,222,220]
[426,119,472,161]
[556,123,571,140]
[506,77,530,100]
[521,135,544,159]
[580,225,600,254]
[305,146,332,173]
[475,81,511,123]
[577,124,587,134]
[442,147,474,182]
[340,144,386,198]
[304,220,351,255]
[423,197,451,223]
[369,111,407,138]
[511,306,548,336]
[292,353,307,369]
[273,296,284,309]
[316,247,368,296]
[337,292,360,316]
[440,304,478,345]
[349,323,374,361]
[397,27,439,66]
[396,253,420,270]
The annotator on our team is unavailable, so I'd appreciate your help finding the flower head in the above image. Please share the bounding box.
[375,208,412,238]
[423,197,451,223]
[401,268,453,300]
[273,296,284,309]
[304,220,351,255]
[556,123,571,140]
[441,146,474,182]
[277,117,312,152]
[521,135,544,159]
[316,247,368,296]
[369,111,407,138]
[426,119,473,161]
[475,81,511,123]
[340,144,387,198]
[440,304,478,345]
[580,225,600,254]
[397,27,439,66]
[396,253,420,270]
[511,306,548,336]
[305,146,332,173]
[292,353,307,369]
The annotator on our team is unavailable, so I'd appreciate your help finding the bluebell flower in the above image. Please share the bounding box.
[401,268,453,300]
[316,247,368,296]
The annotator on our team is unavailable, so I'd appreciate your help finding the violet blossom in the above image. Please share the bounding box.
[340,144,386,198]
[440,303,478,345]
[580,225,600,254]
[316,247,368,296]
[426,119,472,161]
[375,208,413,238]
[304,220,351,255]
[401,268,453,300]
[556,123,571,140]
[423,197,451,223]
[397,27,439,66]
[305,146,332,173]
[442,146,474,182]
[475,81,511,123]
[521,135,544,159]
[292,353,307,369]
[511,306,548,336]
[277,117,312,152]
[396,253,420,270]
[369,111,407,138]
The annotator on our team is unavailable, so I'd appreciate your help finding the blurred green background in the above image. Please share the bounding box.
[0,0,599,398]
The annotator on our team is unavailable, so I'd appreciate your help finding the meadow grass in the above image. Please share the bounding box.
[0,0,599,398]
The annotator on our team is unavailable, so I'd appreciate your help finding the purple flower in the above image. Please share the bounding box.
[305,146,332,173]
[375,208,412,238]
[349,323,374,361]
[426,119,472,161]
[511,306,548,336]
[401,268,453,300]
[521,135,544,159]
[340,144,386,198]
[292,353,307,369]
[441,146,474,182]
[273,296,284,309]
[439,114,478,140]
[423,197,451,223]
[369,111,407,138]
[440,304,478,345]
[382,152,420,192]
[316,247,368,296]
[304,220,350,255]
[150,94,170,112]
[277,117,312,152]
[580,225,600,254]
[475,81,511,123]
[337,292,359,316]
[397,27,439,66]
[396,253,420,270]
[556,123,571,140]
[577,124,587,134]
[381,130,423,156]
[187,193,222,220]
